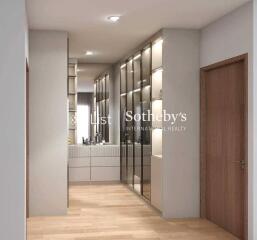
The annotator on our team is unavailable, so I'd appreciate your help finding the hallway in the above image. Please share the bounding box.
[27,184,238,240]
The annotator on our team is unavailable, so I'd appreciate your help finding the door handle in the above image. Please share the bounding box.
[233,160,246,170]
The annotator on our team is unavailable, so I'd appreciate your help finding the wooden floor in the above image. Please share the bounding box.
[27,184,239,240]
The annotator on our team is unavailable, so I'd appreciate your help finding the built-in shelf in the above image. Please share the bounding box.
[150,37,163,212]
[68,63,78,145]
[152,67,163,73]
[151,38,163,158]
[93,74,110,142]
[120,36,163,203]
[152,98,162,101]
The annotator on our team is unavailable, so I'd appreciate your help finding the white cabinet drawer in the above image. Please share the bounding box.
[68,145,90,158]
[90,146,120,157]
[79,146,91,157]
[69,167,90,182]
[91,157,120,167]
[69,157,90,167]
[91,167,120,181]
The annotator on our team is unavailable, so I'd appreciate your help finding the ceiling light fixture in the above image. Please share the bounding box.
[85,51,93,56]
[108,16,120,22]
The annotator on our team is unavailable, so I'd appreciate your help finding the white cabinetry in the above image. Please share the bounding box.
[68,145,120,182]
[151,155,162,211]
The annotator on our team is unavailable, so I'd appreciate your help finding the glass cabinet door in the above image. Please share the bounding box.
[133,55,142,194]
[106,75,109,99]
[120,44,153,201]
[142,47,152,200]
[126,60,134,188]
[101,100,106,140]
[142,47,151,86]
[121,66,126,94]
[120,65,127,183]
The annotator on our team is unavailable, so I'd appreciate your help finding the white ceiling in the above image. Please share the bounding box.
[77,63,110,92]
[27,0,250,64]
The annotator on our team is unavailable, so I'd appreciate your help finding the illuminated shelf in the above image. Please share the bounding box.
[151,38,163,158]
[119,36,163,202]
[93,74,110,142]
[68,63,77,145]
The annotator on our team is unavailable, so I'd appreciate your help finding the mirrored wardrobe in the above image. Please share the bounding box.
[120,37,163,202]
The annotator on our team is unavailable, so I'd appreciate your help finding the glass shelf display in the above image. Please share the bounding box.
[151,38,163,158]
[120,37,162,201]
[133,89,142,194]
[120,66,126,94]
[93,74,110,142]
[68,130,76,145]
[127,90,133,188]
[120,66,127,183]
[68,77,76,94]
[152,68,163,100]
[133,53,141,90]
[142,47,151,86]
[152,100,162,129]
[120,35,163,200]
[152,39,163,70]
[68,63,78,145]
[68,65,76,76]
[68,94,77,110]
[69,111,76,130]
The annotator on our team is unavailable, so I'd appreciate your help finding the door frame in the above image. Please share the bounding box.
[200,54,248,239]
[26,59,29,218]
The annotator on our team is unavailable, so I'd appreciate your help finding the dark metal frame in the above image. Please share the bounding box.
[95,74,110,142]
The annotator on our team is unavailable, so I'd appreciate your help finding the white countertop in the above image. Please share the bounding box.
[68,144,120,158]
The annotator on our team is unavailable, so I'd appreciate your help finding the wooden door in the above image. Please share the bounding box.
[201,55,247,239]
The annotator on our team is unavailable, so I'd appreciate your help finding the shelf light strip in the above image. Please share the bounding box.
[152,67,163,74]
[137,80,147,84]
[153,38,163,45]
[133,88,141,93]
[133,54,141,60]
[120,63,126,69]
[120,93,127,96]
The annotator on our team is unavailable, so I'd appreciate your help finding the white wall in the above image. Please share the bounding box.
[0,0,27,239]
[252,1,257,239]
[162,29,200,218]
[200,2,252,67]
[29,30,68,216]
[200,2,254,239]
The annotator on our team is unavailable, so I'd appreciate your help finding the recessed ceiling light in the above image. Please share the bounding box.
[108,16,120,22]
[85,51,93,56]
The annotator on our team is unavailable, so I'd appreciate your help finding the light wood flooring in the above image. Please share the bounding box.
[27,184,239,240]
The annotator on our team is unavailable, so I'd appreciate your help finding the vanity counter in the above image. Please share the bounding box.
[68,144,120,182]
